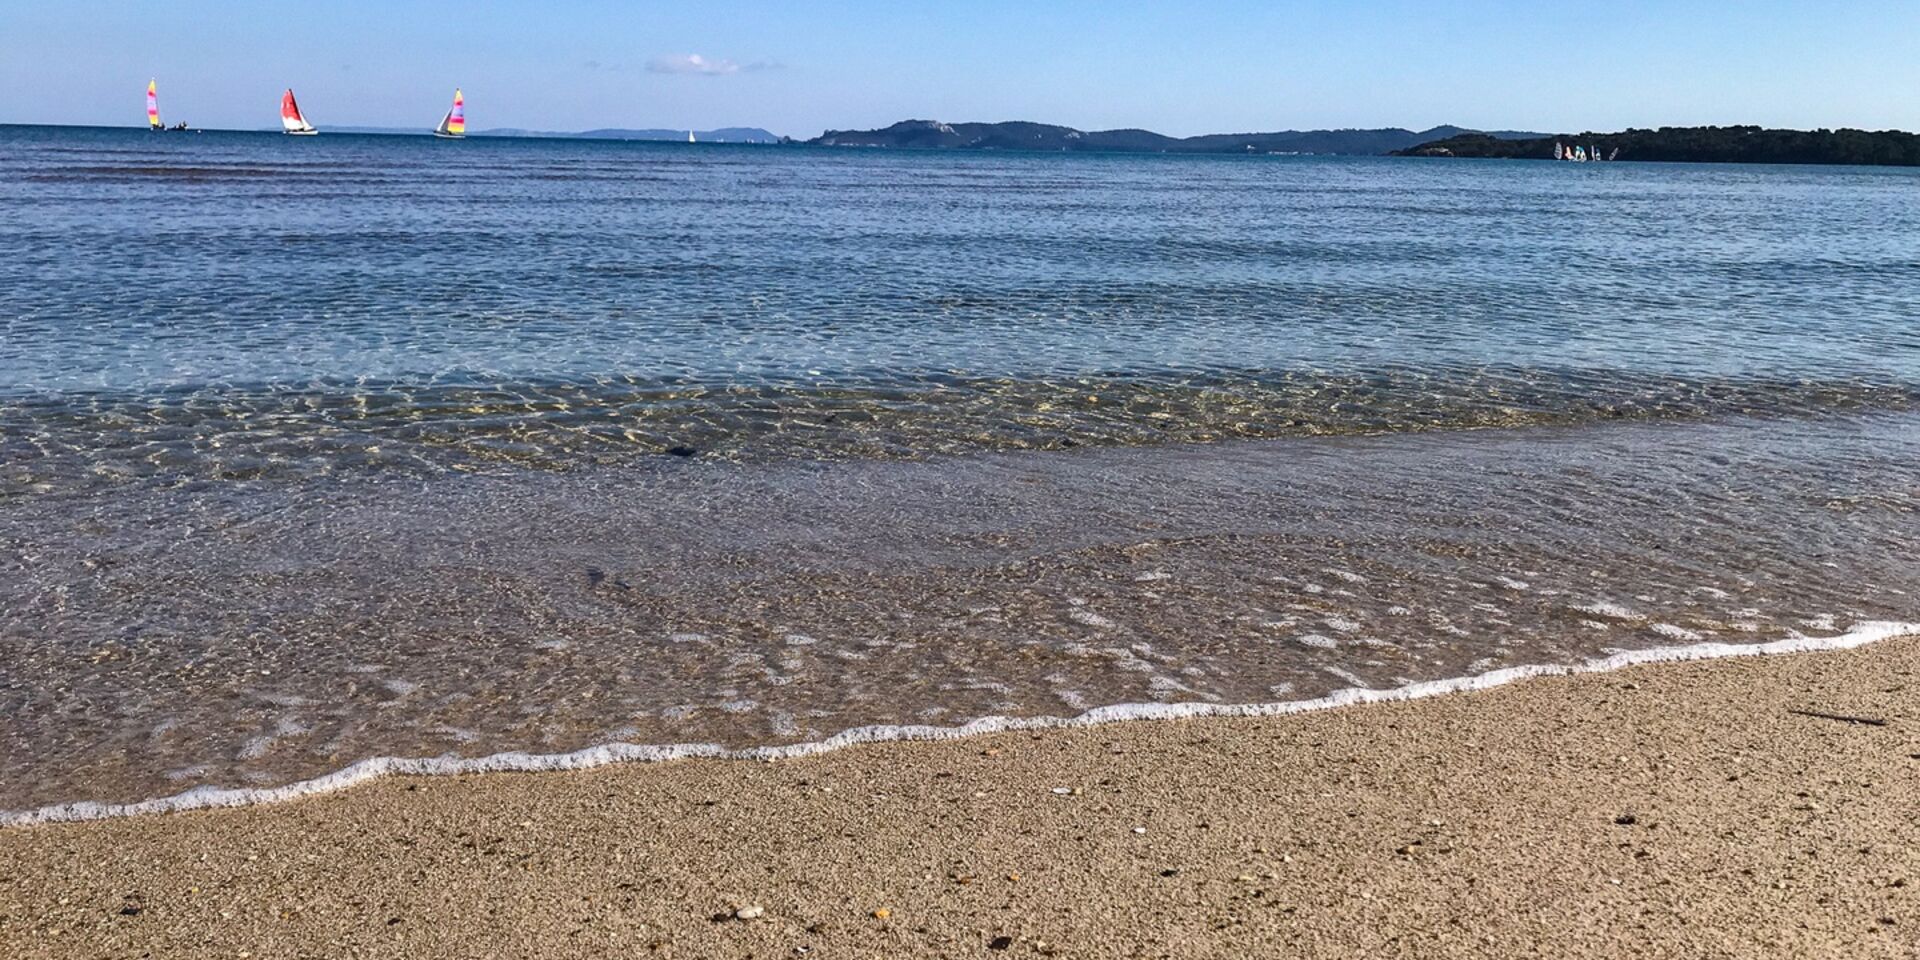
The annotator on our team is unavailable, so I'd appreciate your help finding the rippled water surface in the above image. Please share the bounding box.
[3,125,1919,816]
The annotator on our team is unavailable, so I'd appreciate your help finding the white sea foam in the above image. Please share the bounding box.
[5,621,1914,828]
[1650,623,1704,642]
[1323,666,1371,687]
[1068,608,1118,629]
[1574,601,1642,621]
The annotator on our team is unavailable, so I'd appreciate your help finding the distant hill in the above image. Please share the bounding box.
[1396,125,1920,166]
[808,120,1546,155]
[474,127,781,143]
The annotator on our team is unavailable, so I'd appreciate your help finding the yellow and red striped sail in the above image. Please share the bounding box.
[146,80,161,129]
[434,88,466,137]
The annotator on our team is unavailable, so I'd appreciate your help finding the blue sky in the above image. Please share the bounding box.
[3,1,1916,136]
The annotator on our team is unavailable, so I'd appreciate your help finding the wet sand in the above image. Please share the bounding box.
[4,635,1917,959]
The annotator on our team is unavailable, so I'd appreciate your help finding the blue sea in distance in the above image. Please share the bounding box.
[3,123,1919,818]
[3,123,1918,489]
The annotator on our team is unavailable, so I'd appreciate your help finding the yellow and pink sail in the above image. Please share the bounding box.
[434,88,465,137]
[146,80,161,130]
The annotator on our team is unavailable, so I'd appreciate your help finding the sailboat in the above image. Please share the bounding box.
[687,130,695,143]
[280,89,318,135]
[433,88,466,138]
[146,80,162,131]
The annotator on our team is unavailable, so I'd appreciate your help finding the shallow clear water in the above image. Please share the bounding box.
[5,125,1919,491]
[2,125,1918,816]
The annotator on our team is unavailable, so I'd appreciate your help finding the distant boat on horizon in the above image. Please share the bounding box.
[280,89,317,135]
[433,88,466,138]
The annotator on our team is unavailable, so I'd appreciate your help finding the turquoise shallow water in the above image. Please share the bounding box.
[2,125,1919,816]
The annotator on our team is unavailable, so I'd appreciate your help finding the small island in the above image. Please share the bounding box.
[1397,125,1920,166]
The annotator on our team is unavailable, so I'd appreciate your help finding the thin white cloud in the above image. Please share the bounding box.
[648,54,740,76]
[646,54,784,76]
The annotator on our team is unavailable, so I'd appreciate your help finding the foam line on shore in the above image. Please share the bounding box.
[7,621,1915,828]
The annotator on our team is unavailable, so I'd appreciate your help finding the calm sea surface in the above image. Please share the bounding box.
[3,124,1919,817]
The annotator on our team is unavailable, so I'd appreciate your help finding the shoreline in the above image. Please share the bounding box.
[7,622,1914,829]
[5,633,1917,958]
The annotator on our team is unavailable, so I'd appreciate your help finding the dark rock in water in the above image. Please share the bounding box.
[585,566,605,586]
[666,446,698,458]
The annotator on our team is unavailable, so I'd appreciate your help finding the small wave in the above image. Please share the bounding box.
[4,620,1912,829]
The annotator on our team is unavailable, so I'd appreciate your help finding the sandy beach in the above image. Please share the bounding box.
[1,635,1914,959]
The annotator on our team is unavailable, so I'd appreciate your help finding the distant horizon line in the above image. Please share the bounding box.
[0,121,784,138]
[7,118,1914,142]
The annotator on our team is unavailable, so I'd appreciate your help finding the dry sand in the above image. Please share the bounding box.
[3,636,1917,959]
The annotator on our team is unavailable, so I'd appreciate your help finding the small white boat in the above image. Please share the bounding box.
[433,88,466,138]
[281,89,318,135]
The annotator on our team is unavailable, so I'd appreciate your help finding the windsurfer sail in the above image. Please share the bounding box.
[147,80,161,130]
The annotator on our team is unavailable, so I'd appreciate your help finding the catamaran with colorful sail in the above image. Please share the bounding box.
[145,80,189,130]
[433,88,465,138]
[280,89,317,135]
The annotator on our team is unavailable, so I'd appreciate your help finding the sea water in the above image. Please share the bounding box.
[3,124,1918,819]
